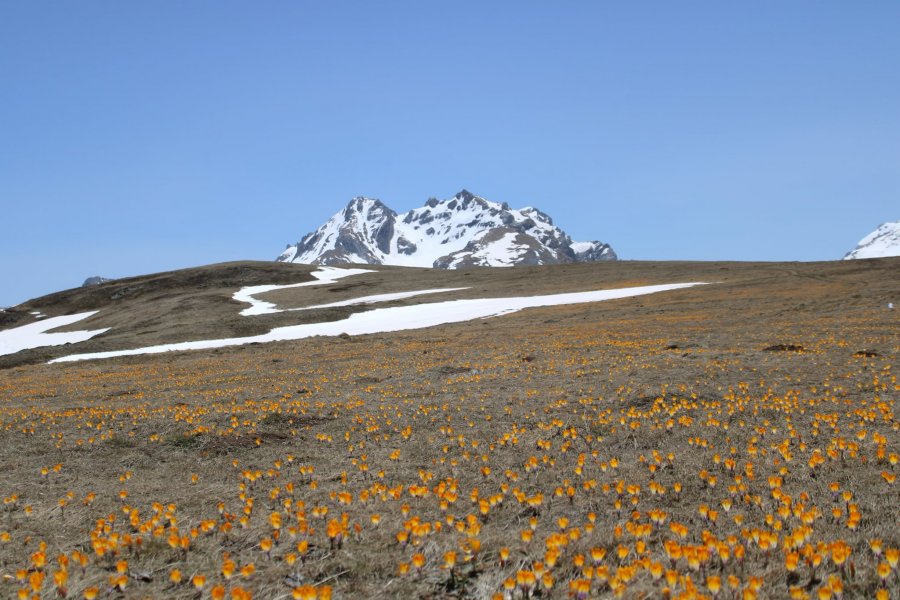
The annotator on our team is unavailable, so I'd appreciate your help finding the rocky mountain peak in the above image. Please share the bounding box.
[278,191,617,268]
[344,196,394,218]
[454,189,476,202]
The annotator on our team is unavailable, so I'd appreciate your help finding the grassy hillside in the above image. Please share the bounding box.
[0,258,898,599]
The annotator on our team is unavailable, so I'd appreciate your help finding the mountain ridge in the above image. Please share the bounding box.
[277,190,616,268]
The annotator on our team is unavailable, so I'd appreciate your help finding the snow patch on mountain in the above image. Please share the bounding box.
[571,241,617,261]
[278,190,616,268]
[234,267,374,316]
[233,267,467,315]
[843,221,900,260]
[295,288,469,312]
[51,282,704,363]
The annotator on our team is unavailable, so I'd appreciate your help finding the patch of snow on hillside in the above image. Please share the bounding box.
[234,267,374,316]
[1,312,109,356]
[475,232,529,266]
[51,283,707,363]
[291,288,470,311]
[445,232,529,268]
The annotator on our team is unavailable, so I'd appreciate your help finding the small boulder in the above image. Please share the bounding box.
[762,344,805,353]
[83,276,113,287]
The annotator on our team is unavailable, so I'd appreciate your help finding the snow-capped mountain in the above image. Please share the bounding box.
[843,221,900,260]
[277,190,617,268]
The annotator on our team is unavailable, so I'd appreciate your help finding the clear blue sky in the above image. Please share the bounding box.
[1,2,898,307]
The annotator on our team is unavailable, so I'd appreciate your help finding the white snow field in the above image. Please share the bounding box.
[0,312,110,357]
[233,267,374,316]
[51,282,706,363]
[440,231,529,268]
[234,266,467,314]
[291,288,470,311]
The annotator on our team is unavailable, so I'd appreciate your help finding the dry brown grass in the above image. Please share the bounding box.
[0,259,898,599]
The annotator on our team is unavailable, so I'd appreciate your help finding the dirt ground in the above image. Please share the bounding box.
[0,258,898,599]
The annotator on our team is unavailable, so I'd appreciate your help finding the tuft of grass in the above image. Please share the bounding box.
[166,433,203,449]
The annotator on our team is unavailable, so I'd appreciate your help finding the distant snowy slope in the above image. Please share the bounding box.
[278,190,616,268]
[843,221,900,259]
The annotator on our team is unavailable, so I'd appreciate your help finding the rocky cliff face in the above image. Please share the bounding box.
[278,190,617,268]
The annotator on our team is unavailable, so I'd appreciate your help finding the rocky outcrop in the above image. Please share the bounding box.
[82,276,113,287]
